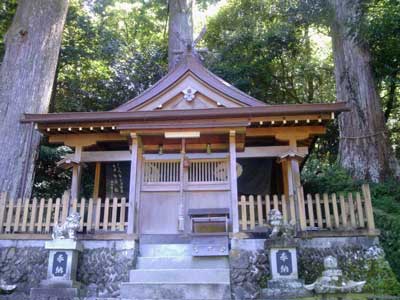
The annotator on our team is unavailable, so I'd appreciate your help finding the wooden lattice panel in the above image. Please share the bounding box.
[188,159,229,183]
[143,160,181,183]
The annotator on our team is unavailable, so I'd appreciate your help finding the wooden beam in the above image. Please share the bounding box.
[120,126,247,136]
[143,153,229,160]
[49,133,126,147]
[143,143,234,153]
[246,126,326,139]
[127,133,139,234]
[248,113,332,124]
[229,130,239,233]
[237,146,308,158]
[75,151,131,162]
[67,146,308,163]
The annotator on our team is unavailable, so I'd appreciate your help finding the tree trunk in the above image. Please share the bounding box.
[0,0,69,199]
[168,0,194,71]
[329,0,399,182]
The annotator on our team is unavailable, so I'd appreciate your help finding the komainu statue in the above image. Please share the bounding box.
[269,209,283,238]
[268,209,295,239]
[304,256,365,293]
[52,212,81,240]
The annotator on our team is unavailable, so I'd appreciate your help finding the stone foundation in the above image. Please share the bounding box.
[229,239,269,300]
[0,244,48,296]
[228,236,397,299]
[1,236,398,299]
[0,240,136,299]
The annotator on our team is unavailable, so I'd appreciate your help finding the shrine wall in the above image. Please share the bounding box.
[0,240,137,299]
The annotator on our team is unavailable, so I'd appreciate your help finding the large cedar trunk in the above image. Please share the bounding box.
[0,0,69,199]
[168,0,194,71]
[329,0,399,182]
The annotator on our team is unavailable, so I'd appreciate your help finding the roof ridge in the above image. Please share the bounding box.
[112,53,267,112]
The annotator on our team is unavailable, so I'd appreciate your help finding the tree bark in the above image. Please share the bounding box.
[0,0,69,199]
[329,0,399,182]
[168,0,194,71]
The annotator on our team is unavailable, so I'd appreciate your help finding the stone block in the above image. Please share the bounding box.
[129,268,230,284]
[136,256,229,269]
[120,283,231,300]
[269,248,298,280]
[30,287,79,299]
[261,279,312,298]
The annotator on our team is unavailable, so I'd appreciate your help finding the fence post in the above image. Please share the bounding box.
[362,184,376,233]
[0,193,7,233]
[296,186,307,232]
[61,191,70,223]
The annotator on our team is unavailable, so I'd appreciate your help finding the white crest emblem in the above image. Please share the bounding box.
[182,87,197,102]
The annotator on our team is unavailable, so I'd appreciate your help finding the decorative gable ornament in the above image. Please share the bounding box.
[182,87,197,102]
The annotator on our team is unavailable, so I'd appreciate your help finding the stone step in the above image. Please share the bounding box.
[136,256,229,269]
[139,243,192,257]
[120,283,231,300]
[129,269,230,284]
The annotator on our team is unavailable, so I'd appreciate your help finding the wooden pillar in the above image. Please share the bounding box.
[229,130,239,233]
[287,156,306,231]
[178,139,186,232]
[289,157,301,191]
[92,162,101,199]
[281,160,289,197]
[70,146,82,200]
[128,133,139,234]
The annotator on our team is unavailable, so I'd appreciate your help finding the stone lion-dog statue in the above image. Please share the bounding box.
[52,212,81,240]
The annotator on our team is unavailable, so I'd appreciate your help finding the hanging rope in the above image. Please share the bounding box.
[339,130,387,140]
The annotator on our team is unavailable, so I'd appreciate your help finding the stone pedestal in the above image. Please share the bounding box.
[30,239,83,299]
[262,238,311,298]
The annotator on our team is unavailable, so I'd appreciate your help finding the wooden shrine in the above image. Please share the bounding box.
[16,53,355,238]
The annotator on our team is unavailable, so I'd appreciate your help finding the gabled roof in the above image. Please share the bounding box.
[113,54,268,112]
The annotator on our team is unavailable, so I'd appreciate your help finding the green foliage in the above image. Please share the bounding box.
[302,159,360,194]
[52,0,168,113]
[0,0,17,59]
[302,163,400,288]
[299,246,400,295]
[32,144,72,199]
[33,143,95,199]
[370,181,400,282]
[363,256,400,295]
[204,0,336,104]
[363,0,400,159]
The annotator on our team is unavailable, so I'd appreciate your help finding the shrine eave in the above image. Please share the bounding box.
[22,102,348,126]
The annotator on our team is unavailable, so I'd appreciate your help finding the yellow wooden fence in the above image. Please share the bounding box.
[0,193,128,234]
[239,184,376,233]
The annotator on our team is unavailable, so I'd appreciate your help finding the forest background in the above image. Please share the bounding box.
[1,0,400,289]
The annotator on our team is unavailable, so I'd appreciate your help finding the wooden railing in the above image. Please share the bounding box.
[239,194,296,230]
[0,193,128,235]
[239,184,376,233]
[0,184,376,237]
